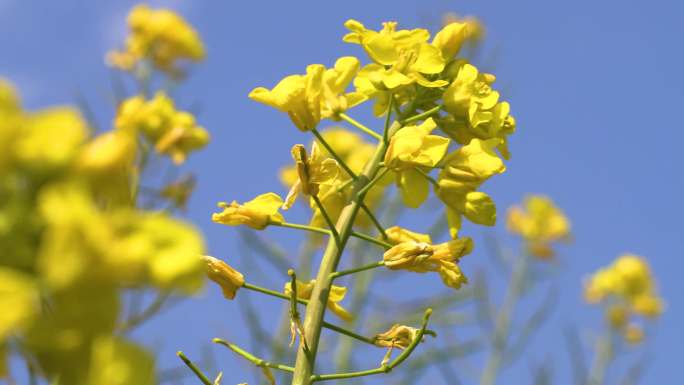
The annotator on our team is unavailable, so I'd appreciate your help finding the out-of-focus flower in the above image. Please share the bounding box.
[107,4,205,77]
[383,237,473,289]
[212,193,285,230]
[115,93,209,164]
[584,254,664,344]
[201,256,244,300]
[385,118,450,208]
[284,279,353,321]
[373,324,419,349]
[507,195,571,259]
[283,143,339,209]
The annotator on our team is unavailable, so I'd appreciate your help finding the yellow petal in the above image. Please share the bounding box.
[398,169,429,208]
[463,191,497,225]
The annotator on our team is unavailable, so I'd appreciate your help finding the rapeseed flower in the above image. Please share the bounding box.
[507,195,571,259]
[201,256,244,300]
[212,193,285,230]
[283,143,339,209]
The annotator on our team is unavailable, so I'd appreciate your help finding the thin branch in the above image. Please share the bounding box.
[350,231,392,249]
[177,351,213,385]
[400,105,442,126]
[331,261,385,280]
[312,194,340,247]
[213,339,295,373]
[338,113,382,140]
[311,128,357,180]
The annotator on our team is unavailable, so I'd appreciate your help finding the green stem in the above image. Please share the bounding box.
[360,203,388,240]
[309,309,433,382]
[321,321,377,346]
[312,194,340,247]
[356,168,389,198]
[587,327,614,385]
[272,221,331,236]
[480,253,530,385]
[400,105,442,125]
[176,351,213,385]
[311,128,357,180]
[213,339,295,373]
[338,113,382,141]
[290,121,401,385]
[330,261,385,280]
[243,282,308,305]
[351,231,392,249]
[383,94,394,143]
[335,178,355,193]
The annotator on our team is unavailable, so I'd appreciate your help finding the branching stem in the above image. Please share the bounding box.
[338,113,382,141]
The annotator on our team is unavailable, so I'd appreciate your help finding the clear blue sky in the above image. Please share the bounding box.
[2,0,682,384]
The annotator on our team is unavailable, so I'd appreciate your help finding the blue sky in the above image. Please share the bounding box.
[2,0,682,384]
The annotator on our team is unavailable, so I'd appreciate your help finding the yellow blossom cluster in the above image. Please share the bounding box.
[107,4,205,77]
[507,195,571,259]
[585,254,664,344]
[1,6,210,382]
[115,92,210,164]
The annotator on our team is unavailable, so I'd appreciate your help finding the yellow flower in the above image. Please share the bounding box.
[284,279,353,321]
[438,13,485,57]
[344,20,447,86]
[249,64,325,132]
[506,195,571,259]
[321,57,368,119]
[283,143,339,209]
[584,254,664,343]
[201,256,244,300]
[77,130,136,175]
[383,238,473,289]
[385,226,432,245]
[0,269,39,341]
[441,61,515,159]
[115,93,209,164]
[212,193,285,230]
[14,107,88,171]
[384,118,450,208]
[373,324,419,349]
[437,138,505,235]
[107,4,205,77]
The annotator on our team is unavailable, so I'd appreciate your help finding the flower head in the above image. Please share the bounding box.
[373,324,419,350]
[507,195,571,259]
[201,256,244,300]
[385,226,432,245]
[584,254,664,343]
[115,93,209,164]
[212,193,285,230]
[284,279,353,321]
[107,4,204,77]
[283,143,339,209]
[440,61,515,159]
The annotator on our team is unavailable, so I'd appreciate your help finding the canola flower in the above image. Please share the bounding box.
[107,4,205,77]
[284,279,353,322]
[201,256,244,300]
[283,143,339,209]
[584,254,664,344]
[212,193,285,230]
[115,93,210,164]
[507,195,571,259]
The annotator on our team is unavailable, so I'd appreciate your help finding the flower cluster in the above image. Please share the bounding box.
[507,195,571,258]
[107,4,205,77]
[584,254,664,343]
[116,92,210,164]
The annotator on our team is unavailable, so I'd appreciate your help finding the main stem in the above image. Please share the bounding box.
[290,123,398,385]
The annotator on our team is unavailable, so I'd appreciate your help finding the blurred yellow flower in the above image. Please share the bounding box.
[116,93,209,164]
[107,4,205,77]
[201,256,244,300]
[385,118,450,208]
[212,193,285,230]
[584,254,664,343]
[507,195,571,259]
[0,269,39,341]
[283,143,339,209]
[284,279,353,321]
[373,324,419,349]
